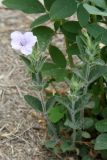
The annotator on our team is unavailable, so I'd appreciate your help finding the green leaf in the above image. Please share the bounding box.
[82,131,91,139]
[92,98,100,115]
[94,133,107,150]
[64,119,79,129]
[20,55,31,67]
[84,117,94,129]
[89,65,107,83]
[54,21,61,31]
[76,36,85,54]
[100,150,107,160]
[102,108,107,118]
[102,31,107,45]
[46,96,57,110]
[50,0,77,20]
[61,27,77,43]
[82,155,93,160]
[83,3,107,16]
[86,23,105,39]
[60,141,71,152]
[3,0,45,13]
[44,0,55,11]
[31,14,50,28]
[77,4,89,27]
[48,105,66,123]
[20,55,35,73]
[32,26,54,51]
[62,21,81,34]
[49,45,66,68]
[89,0,107,9]
[45,139,57,149]
[101,46,107,62]
[42,62,67,81]
[24,95,42,112]
[95,119,107,133]
[67,43,80,56]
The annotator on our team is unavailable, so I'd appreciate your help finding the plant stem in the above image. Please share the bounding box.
[65,36,74,68]
[71,101,76,148]
[39,89,58,140]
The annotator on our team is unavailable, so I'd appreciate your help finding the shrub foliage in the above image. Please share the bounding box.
[3,0,107,159]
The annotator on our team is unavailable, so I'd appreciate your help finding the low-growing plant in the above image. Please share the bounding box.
[3,0,107,159]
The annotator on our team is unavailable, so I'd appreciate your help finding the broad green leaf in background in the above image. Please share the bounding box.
[83,3,107,16]
[95,119,107,133]
[49,45,66,68]
[82,155,93,160]
[77,4,89,27]
[50,0,77,20]
[31,14,50,28]
[3,0,45,13]
[94,133,107,150]
[44,0,55,11]
[62,21,81,34]
[89,0,107,9]
[100,150,107,160]
[48,105,66,123]
[66,43,80,56]
[24,95,42,112]
[61,27,77,44]
[42,62,67,81]
[102,108,107,119]
[32,26,54,51]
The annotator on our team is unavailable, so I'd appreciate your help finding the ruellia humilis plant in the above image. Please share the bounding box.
[3,0,107,159]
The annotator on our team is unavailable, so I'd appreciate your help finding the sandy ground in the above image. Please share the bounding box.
[0,9,49,160]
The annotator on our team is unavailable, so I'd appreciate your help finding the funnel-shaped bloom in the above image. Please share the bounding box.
[11,31,37,55]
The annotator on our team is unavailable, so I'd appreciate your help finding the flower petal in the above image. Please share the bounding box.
[11,40,21,50]
[11,31,23,42]
[24,32,37,47]
[20,46,32,55]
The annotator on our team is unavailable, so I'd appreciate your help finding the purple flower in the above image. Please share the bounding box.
[11,31,37,55]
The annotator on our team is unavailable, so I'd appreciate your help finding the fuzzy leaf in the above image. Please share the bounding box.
[24,95,42,112]
[94,133,107,150]
[83,3,107,16]
[48,105,66,123]
[95,119,107,133]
